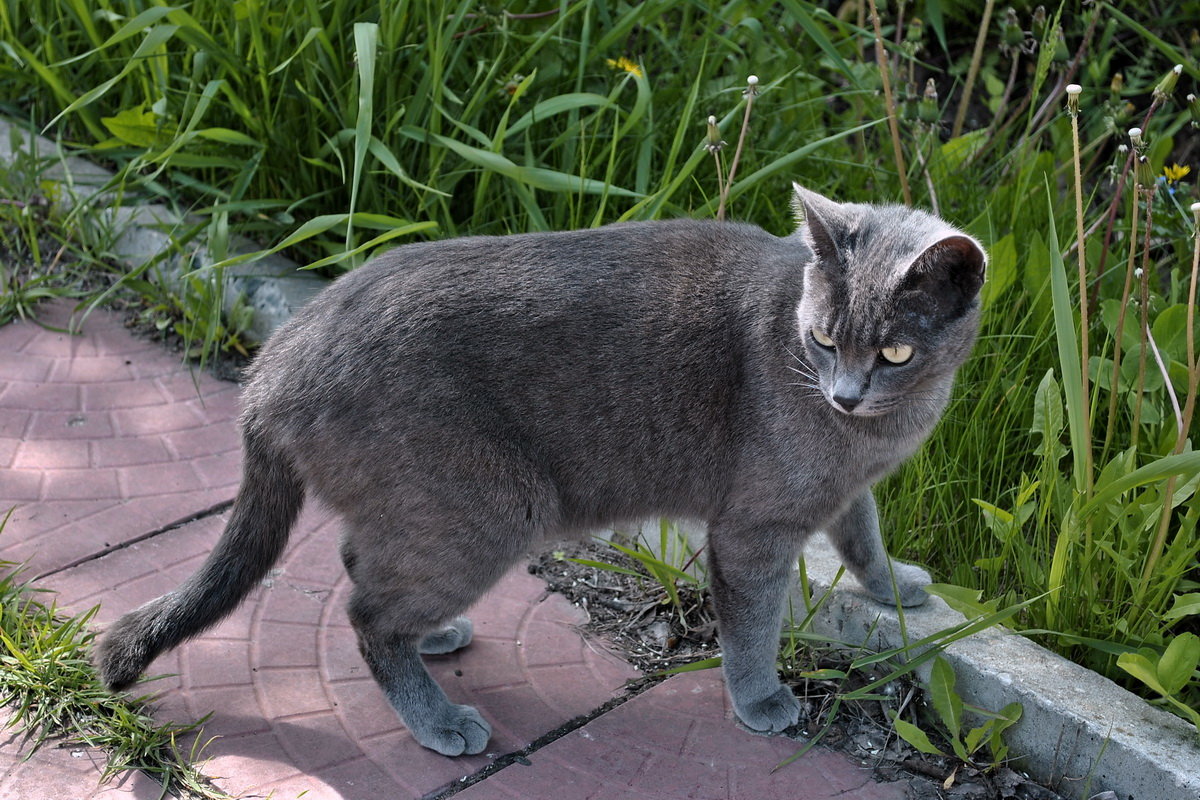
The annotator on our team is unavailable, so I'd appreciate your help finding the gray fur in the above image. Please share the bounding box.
[96,185,985,755]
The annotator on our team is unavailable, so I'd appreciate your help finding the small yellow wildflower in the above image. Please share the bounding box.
[1163,163,1192,184]
[605,56,643,79]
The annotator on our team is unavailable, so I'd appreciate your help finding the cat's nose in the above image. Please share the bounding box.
[832,393,862,412]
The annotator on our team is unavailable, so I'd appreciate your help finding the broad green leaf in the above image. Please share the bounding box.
[1081,451,1200,517]
[925,583,1000,618]
[1164,593,1200,623]
[929,656,963,739]
[1116,651,1169,696]
[346,21,378,245]
[972,499,1015,542]
[1031,369,1064,441]
[1022,229,1052,323]
[939,130,988,175]
[892,716,945,756]
[1152,304,1193,362]
[1157,634,1200,697]
[101,106,176,148]
[964,723,990,757]
[997,702,1023,727]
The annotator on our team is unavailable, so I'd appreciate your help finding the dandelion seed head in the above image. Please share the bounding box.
[1066,84,1082,96]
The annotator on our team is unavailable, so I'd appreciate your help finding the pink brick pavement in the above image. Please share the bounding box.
[0,302,910,799]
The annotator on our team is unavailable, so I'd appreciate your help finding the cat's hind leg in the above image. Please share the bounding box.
[338,488,548,756]
[419,617,474,655]
[826,491,930,607]
[348,590,491,756]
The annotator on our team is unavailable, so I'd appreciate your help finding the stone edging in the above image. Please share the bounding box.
[799,536,1200,800]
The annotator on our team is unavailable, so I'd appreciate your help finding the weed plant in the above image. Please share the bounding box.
[3,0,1200,728]
[0,514,229,798]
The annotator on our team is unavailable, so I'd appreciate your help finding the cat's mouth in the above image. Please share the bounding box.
[826,395,893,417]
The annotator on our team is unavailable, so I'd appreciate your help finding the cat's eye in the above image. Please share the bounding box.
[811,329,835,348]
[880,344,914,364]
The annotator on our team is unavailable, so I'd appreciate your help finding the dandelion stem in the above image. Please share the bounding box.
[1137,203,1199,620]
[1067,85,1093,500]
[866,0,911,205]
[951,0,995,139]
[720,77,757,221]
[1103,188,1140,460]
[1180,205,1200,441]
[1131,186,1157,451]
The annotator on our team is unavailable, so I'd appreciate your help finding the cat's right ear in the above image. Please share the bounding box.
[791,183,841,263]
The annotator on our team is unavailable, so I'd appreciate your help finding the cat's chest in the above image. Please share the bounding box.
[758,413,926,513]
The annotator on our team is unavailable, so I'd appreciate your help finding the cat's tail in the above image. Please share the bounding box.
[96,426,304,691]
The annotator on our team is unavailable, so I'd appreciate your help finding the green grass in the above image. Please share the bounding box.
[0,515,228,797]
[2,0,1199,731]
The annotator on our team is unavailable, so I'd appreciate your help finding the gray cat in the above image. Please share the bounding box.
[97,184,985,757]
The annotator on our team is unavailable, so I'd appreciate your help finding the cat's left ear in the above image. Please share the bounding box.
[791,182,843,263]
[901,234,987,318]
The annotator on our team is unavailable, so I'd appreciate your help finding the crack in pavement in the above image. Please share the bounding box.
[421,674,664,800]
[34,498,236,581]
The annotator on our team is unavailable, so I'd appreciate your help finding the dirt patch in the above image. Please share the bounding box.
[530,540,1075,800]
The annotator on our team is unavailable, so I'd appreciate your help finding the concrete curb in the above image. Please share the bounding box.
[6,117,1199,800]
[799,536,1200,800]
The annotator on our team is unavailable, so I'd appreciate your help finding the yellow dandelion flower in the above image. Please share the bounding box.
[605,57,643,79]
[1163,163,1191,184]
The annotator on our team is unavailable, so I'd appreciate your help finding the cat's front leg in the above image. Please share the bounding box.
[826,491,930,607]
[708,526,803,733]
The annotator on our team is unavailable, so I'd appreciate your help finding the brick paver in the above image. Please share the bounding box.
[1,302,910,799]
[1,301,240,576]
[455,670,910,800]
[51,504,639,799]
[0,711,165,800]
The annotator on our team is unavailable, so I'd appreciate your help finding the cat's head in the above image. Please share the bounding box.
[790,183,986,419]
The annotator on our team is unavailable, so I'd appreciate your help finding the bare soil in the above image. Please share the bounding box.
[530,540,1076,800]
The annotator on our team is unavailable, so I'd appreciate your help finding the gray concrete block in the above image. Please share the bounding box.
[798,534,1200,800]
[1,117,326,343]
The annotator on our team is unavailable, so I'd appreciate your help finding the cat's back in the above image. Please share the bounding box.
[255,218,796,384]
[245,219,803,521]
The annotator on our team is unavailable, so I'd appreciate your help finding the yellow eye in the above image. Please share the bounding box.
[811,329,835,348]
[880,344,914,364]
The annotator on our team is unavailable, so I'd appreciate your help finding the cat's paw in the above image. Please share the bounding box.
[419,616,474,654]
[733,685,802,733]
[864,561,931,607]
[409,702,492,756]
